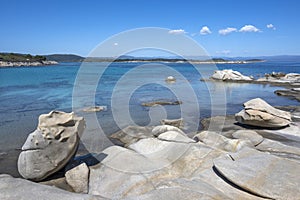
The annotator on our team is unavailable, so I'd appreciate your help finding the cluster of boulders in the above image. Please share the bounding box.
[257,72,300,84]
[0,97,299,199]
[210,69,300,86]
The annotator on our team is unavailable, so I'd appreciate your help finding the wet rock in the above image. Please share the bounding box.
[18,111,85,181]
[235,98,292,128]
[65,162,89,193]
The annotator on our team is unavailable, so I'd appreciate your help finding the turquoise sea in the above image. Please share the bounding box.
[0,61,299,176]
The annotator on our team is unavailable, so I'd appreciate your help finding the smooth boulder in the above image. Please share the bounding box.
[235,98,291,128]
[18,111,85,181]
[211,69,253,81]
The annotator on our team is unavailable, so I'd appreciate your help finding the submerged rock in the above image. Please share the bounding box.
[141,100,182,107]
[82,106,107,112]
[211,69,253,81]
[235,98,292,128]
[18,111,85,181]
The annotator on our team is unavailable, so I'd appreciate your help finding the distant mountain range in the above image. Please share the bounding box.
[2,53,300,63]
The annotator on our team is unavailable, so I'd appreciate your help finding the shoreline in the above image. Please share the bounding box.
[0,60,58,67]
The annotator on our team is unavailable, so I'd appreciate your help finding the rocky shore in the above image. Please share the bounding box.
[0,60,58,67]
[1,96,299,199]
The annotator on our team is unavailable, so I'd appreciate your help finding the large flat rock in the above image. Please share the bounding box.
[213,148,300,200]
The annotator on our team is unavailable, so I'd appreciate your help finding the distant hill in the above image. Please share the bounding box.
[0,53,46,62]
[44,54,85,62]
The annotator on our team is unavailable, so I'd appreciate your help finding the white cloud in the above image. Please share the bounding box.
[218,27,237,35]
[114,42,118,46]
[267,24,276,30]
[200,26,212,35]
[168,29,186,35]
[239,25,260,33]
[216,50,231,55]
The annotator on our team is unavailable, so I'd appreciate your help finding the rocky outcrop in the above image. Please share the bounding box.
[257,72,300,84]
[0,60,58,67]
[18,111,85,181]
[211,69,253,81]
[235,98,292,128]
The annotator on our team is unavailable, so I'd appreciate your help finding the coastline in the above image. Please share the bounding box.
[0,60,58,68]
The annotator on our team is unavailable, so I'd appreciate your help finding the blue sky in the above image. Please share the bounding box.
[1,0,300,57]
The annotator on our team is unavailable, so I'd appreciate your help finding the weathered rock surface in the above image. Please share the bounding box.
[18,111,85,181]
[65,162,89,193]
[213,148,300,200]
[0,174,104,200]
[235,98,292,128]
[193,131,253,152]
[211,69,253,81]
[232,130,264,146]
[110,126,154,146]
[160,118,183,128]
[152,125,185,136]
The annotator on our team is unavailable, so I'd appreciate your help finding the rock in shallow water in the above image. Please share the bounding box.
[235,98,292,128]
[211,69,253,81]
[18,111,85,181]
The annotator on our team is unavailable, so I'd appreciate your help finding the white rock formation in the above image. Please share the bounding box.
[18,111,85,181]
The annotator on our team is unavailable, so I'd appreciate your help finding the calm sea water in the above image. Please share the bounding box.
[0,61,299,175]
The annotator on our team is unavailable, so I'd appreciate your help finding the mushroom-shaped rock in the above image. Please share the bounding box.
[18,111,85,181]
[235,98,291,128]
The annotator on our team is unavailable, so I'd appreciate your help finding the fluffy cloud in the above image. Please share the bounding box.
[239,25,260,32]
[218,27,237,35]
[267,24,276,30]
[113,42,118,46]
[168,29,186,34]
[200,26,212,35]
